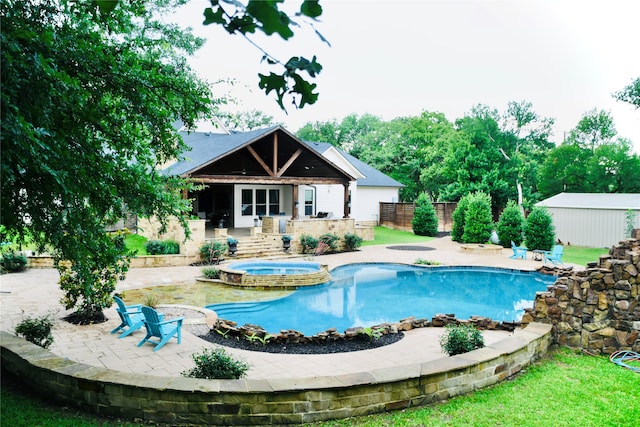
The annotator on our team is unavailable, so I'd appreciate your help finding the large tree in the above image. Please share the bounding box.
[567,109,617,152]
[1,0,213,321]
[538,113,640,198]
[1,0,325,322]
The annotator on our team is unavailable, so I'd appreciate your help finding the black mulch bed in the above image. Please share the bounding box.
[63,312,108,325]
[197,331,405,354]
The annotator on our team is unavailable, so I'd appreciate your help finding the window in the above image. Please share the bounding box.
[269,189,280,215]
[242,188,280,217]
[241,190,253,216]
[305,188,315,216]
[256,189,267,216]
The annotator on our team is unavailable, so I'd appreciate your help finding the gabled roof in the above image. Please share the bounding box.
[536,193,640,210]
[304,141,405,188]
[161,126,403,188]
[162,126,280,176]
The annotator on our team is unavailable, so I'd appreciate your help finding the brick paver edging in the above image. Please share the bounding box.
[0,323,551,425]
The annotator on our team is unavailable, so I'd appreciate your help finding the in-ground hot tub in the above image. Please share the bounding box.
[217,260,331,288]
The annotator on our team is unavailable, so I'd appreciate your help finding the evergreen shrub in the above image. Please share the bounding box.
[300,234,319,254]
[524,207,555,251]
[451,194,471,242]
[182,347,250,379]
[439,324,485,356]
[412,193,439,236]
[496,200,525,246]
[462,192,493,243]
[343,233,363,251]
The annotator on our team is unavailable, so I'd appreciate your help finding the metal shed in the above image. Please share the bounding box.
[535,193,640,248]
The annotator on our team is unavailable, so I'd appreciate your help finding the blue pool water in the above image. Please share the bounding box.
[207,263,556,335]
[228,261,322,275]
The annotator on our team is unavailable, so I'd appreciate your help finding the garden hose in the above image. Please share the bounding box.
[609,350,640,373]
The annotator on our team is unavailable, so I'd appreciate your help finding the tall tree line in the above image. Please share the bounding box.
[297,89,640,214]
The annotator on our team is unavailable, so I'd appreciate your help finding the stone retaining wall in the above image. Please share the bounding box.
[1,323,551,425]
[526,239,640,354]
[27,254,196,269]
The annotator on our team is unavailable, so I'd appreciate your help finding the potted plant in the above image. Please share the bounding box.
[227,237,238,257]
[281,235,292,252]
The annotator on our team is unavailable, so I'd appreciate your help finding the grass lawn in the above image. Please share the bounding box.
[124,233,148,255]
[562,245,609,266]
[362,226,434,246]
[2,348,637,426]
[363,226,607,268]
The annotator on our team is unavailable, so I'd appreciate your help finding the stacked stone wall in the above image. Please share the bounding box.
[0,324,551,426]
[528,239,640,354]
[137,218,205,263]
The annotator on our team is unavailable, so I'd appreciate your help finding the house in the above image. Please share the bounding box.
[161,126,403,229]
[535,193,640,248]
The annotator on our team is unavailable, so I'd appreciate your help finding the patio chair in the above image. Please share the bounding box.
[509,241,527,260]
[137,306,183,352]
[111,295,146,338]
[543,245,564,265]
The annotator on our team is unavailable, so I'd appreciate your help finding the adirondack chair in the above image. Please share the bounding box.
[543,245,564,265]
[509,241,527,260]
[137,306,183,352]
[111,295,146,338]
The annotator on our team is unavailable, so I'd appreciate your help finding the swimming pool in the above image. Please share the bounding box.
[208,263,556,335]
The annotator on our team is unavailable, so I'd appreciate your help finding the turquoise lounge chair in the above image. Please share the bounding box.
[111,295,146,338]
[137,306,183,352]
[510,241,527,260]
[543,245,564,265]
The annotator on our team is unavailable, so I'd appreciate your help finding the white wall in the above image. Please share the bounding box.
[547,207,640,248]
[232,183,401,225]
[355,187,400,224]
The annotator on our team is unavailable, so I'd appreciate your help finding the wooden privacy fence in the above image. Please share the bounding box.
[379,202,457,233]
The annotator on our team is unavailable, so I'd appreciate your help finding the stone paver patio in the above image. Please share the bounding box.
[0,236,577,380]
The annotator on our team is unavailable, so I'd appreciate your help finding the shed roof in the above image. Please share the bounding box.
[536,193,640,210]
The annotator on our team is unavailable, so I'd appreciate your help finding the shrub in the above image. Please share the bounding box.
[199,241,226,264]
[1,252,28,273]
[163,239,180,254]
[319,233,340,252]
[145,239,180,255]
[182,347,250,379]
[451,194,471,242]
[524,207,555,251]
[462,192,493,243]
[439,324,485,356]
[414,258,441,265]
[358,326,384,341]
[300,234,319,254]
[15,313,54,349]
[496,200,525,246]
[202,267,220,279]
[144,240,164,255]
[343,233,363,251]
[412,193,439,236]
[144,295,159,308]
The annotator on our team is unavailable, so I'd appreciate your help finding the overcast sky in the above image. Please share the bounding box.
[171,0,640,153]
